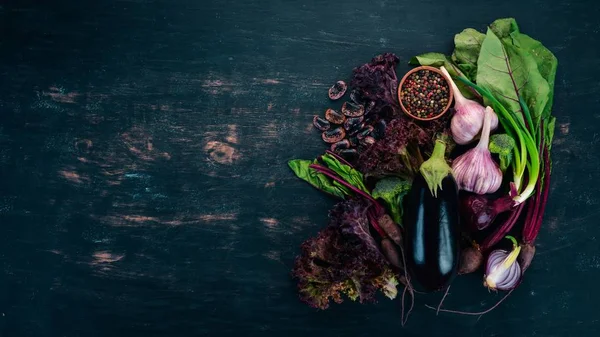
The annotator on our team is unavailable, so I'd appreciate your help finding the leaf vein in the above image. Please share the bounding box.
[483,63,510,74]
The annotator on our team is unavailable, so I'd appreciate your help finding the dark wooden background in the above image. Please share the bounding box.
[1,1,599,336]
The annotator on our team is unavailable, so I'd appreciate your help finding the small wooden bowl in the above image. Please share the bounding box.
[397,65,454,121]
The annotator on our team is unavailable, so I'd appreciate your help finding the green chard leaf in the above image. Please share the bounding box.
[332,180,352,195]
[410,52,476,98]
[489,17,520,39]
[409,52,448,67]
[320,154,369,193]
[512,33,558,119]
[288,159,346,198]
[476,28,550,131]
[489,17,557,119]
[452,28,486,79]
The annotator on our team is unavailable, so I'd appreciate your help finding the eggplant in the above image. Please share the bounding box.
[403,140,460,292]
[403,173,460,291]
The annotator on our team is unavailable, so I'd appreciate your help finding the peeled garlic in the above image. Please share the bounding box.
[440,66,498,144]
[452,107,503,194]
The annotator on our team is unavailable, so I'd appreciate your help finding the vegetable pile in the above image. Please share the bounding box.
[288,18,558,322]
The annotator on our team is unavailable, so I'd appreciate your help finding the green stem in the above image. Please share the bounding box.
[519,96,536,142]
[431,139,446,159]
[419,139,452,197]
[505,235,518,248]
[492,101,528,190]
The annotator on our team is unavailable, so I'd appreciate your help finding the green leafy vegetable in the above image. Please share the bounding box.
[487,18,558,125]
[371,177,411,225]
[489,17,520,39]
[476,28,550,132]
[288,159,346,198]
[409,52,450,68]
[489,134,516,172]
[451,28,486,79]
[290,153,393,229]
[292,199,399,309]
[288,153,370,198]
[513,33,558,120]
[320,154,368,193]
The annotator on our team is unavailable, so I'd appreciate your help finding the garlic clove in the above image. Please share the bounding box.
[489,111,499,131]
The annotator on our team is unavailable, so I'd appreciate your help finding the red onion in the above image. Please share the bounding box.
[484,236,521,291]
[460,193,514,231]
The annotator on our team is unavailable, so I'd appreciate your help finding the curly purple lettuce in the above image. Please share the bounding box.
[292,199,399,309]
[350,53,401,118]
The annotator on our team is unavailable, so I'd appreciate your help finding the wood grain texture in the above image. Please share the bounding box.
[0,0,599,336]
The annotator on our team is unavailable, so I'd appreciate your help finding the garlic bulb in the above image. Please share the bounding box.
[452,107,502,194]
[440,66,498,144]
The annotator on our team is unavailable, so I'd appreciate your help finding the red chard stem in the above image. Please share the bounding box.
[324,150,354,167]
[524,195,537,227]
[367,209,386,238]
[527,147,551,243]
[523,126,551,244]
[522,190,540,243]
[309,164,383,213]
